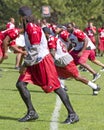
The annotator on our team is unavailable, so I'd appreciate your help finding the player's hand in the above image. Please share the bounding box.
[22,50,27,55]
[78,51,83,57]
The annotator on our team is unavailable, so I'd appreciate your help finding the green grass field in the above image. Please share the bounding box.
[0,53,104,130]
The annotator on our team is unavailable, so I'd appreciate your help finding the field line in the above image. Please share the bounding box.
[50,95,62,130]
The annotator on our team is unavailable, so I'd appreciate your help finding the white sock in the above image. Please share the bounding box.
[88,81,97,89]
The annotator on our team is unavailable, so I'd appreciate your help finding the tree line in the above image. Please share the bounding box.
[0,0,104,30]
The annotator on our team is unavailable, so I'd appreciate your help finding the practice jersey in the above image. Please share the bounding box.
[69,33,83,51]
[59,30,70,42]
[84,26,96,37]
[48,35,73,66]
[0,28,20,45]
[59,30,70,49]
[69,28,96,50]
[24,23,49,64]
[98,28,104,40]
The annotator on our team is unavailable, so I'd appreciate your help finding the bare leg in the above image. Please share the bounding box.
[74,75,101,95]
[80,63,97,75]
[15,53,23,68]
[91,59,104,68]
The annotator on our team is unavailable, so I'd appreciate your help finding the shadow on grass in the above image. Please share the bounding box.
[0,88,92,95]
[0,66,17,70]
[0,88,18,91]
[36,119,61,123]
[0,115,18,121]
[0,115,62,123]
[2,62,14,65]
[69,92,91,96]
[0,88,44,93]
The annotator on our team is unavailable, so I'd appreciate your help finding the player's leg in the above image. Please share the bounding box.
[75,75,101,95]
[16,81,39,122]
[79,50,100,82]
[54,87,79,124]
[89,49,104,70]
[15,53,23,70]
[59,78,68,91]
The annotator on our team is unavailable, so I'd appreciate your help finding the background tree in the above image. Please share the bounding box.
[0,0,104,30]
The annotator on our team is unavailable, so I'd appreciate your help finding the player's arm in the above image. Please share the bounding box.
[67,38,76,52]
[10,45,27,55]
[78,37,88,57]
[3,35,11,59]
[81,37,88,51]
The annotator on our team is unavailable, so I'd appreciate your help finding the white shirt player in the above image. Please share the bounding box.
[48,35,73,67]
[15,34,25,47]
[24,28,49,65]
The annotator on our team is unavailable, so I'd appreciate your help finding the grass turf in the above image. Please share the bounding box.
[0,53,104,130]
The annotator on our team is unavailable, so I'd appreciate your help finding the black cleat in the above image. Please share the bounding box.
[18,111,39,122]
[63,113,79,124]
[93,85,101,96]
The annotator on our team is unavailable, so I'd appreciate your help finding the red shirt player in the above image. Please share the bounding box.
[6,17,15,29]
[43,26,101,96]
[84,21,96,45]
[98,24,104,56]
[16,6,78,124]
[0,28,26,63]
[66,23,101,82]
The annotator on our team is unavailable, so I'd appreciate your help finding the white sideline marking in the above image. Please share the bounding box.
[50,96,62,130]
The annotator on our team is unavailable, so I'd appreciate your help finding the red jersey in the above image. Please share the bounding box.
[73,28,86,42]
[59,30,70,42]
[47,35,78,79]
[24,23,49,65]
[98,28,104,40]
[84,26,96,44]
[18,24,60,93]
[26,23,42,45]
[48,35,73,64]
[0,28,20,46]
[84,26,96,37]
[48,35,57,50]
[69,29,96,50]
[0,28,20,58]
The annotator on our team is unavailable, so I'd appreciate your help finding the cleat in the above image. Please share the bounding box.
[92,73,101,82]
[93,85,101,96]
[63,113,79,124]
[18,111,39,122]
